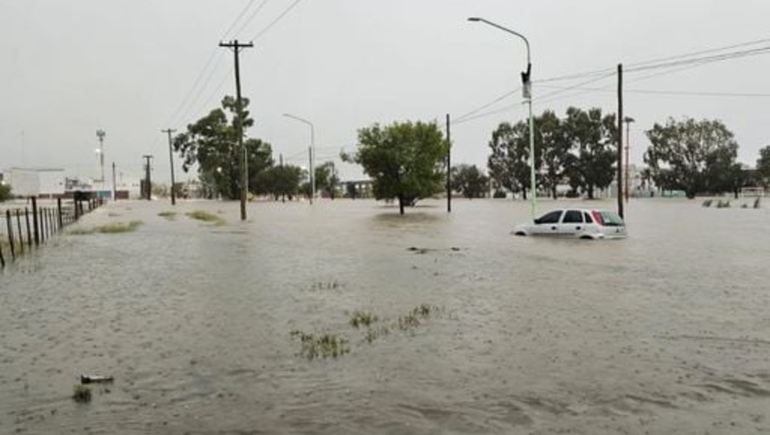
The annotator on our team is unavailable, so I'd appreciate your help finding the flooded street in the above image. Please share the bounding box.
[1,198,769,434]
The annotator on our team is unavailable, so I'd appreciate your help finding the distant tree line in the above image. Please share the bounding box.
[174,97,768,209]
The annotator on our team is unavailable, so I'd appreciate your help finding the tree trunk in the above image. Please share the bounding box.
[398,195,405,215]
[587,186,595,200]
[521,189,527,200]
[551,187,557,199]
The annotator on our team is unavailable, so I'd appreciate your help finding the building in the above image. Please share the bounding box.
[5,167,66,198]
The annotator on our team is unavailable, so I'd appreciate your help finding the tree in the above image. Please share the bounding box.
[451,164,489,198]
[314,161,340,199]
[345,121,448,214]
[563,107,617,199]
[256,164,303,201]
[538,111,570,199]
[173,96,273,200]
[757,145,770,188]
[645,118,739,199]
[487,121,540,200]
[0,183,11,202]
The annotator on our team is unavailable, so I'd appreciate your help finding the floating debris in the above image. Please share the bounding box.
[80,374,114,384]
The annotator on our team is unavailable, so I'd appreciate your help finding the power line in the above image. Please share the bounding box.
[233,0,273,38]
[539,84,770,98]
[251,0,307,42]
[454,88,521,123]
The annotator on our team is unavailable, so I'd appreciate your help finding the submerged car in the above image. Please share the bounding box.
[513,209,627,239]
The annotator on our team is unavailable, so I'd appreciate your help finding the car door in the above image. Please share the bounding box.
[531,210,563,235]
[558,210,585,236]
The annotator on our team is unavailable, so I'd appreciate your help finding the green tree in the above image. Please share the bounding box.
[0,183,11,202]
[173,96,273,200]
[757,145,770,188]
[345,121,448,214]
[645,118,739,199]
[563,107,617,199]
[451,164,489,199]
[314,161,340,199]
[538,111,570,199]
[487,121,540,200]
[256,164,303,200]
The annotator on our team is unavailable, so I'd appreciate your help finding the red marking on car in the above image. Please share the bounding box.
[591,210,604,226]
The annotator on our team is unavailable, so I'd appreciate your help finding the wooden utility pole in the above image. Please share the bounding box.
[446,114,452,213]
[617,64,624,219]
[162,129,177,205]
[112,162,117,201]
[219,40,253,221]
[142,155,153,200]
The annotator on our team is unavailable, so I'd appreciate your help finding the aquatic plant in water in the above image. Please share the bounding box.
[72,385,92,403]
[186,210,225,225]
[70,221,143,235]
[290,330,350,360]
[349,310,378,328]
[158,211,177,220]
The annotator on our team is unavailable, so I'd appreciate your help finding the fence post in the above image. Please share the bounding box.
[31,197,39,246]
[25,208,32,248]
[0,237,5,268]
[6,210,15,259]
[16,209,24,254]
[57,198,63,229]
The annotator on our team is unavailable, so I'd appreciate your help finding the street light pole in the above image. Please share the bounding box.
[283,114,315,205]
[96,129,106,189]
[468,17,536,219]
[623,117,635,203]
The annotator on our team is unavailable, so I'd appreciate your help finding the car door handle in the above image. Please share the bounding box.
[551,226,557,230]
[576,226,582,230]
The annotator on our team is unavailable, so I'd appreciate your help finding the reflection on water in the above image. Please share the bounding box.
[1,198,769,434]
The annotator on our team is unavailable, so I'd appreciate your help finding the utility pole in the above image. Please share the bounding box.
[142,155,153,200]
[623,117,635,204]
[617,64,624,219]
[219,39,253,221]
[162,128,177,205]
[112,162,117,201]
[446,114,452,213]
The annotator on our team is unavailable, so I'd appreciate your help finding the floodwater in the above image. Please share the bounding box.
[1,198,769,434]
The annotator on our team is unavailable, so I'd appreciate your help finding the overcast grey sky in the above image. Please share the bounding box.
[2,0,769,183]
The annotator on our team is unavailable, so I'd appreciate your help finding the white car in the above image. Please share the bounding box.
[513,209,627,239]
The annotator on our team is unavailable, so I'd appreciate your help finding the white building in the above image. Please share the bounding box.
[6,167,66,198]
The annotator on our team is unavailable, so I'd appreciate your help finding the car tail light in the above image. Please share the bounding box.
[591,210,604,226]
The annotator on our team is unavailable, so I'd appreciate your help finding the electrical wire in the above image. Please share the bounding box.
[453,88,521,124]
[251,0,307,42]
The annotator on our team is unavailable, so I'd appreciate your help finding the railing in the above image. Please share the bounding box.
[0,197,103,268]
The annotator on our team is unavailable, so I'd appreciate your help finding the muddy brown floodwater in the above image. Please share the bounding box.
[1,198,769,434]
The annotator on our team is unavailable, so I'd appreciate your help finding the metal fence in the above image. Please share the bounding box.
[0,197,103,268]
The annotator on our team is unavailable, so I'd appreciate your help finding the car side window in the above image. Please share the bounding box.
[536,211,562,224]
[562,210,583,224]
[584,212,593,223]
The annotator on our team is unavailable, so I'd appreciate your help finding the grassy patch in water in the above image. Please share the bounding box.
[72,385,92,403]
[186,210,225,225]
[701,199,713,208]
[290,330,350,360]
[158,211,177,220]
[349,310,378,328]
[70,221,143,235]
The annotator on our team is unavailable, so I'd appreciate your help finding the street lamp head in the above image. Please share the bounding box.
[468,17,481,22]
[624,117,636,123]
